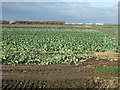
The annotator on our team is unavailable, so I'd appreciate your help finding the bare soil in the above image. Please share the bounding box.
[1,24,82,27]
[1,57,119,89]
[92,51,119,60]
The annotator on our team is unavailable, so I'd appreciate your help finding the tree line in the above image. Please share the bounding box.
[0,20,65,25]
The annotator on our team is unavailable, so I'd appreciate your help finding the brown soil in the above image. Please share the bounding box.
[1,57,119,89]
[1,24,82,27]
[92,51,119,61]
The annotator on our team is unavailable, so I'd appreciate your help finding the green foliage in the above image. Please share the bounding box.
[1,54,90,65]
[1,28,119,65]
[94,66,120,73]
[97,26,118,34]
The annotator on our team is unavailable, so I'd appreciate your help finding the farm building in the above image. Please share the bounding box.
[95,23,104,25]
[85,23,93,25]
[78,23,83,25]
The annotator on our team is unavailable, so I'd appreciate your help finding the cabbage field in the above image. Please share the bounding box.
[1,28,119,65]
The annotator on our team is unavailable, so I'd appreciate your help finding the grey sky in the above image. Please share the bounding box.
[2,2,118,24]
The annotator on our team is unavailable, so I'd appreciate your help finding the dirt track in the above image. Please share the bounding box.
[1,57,119,89]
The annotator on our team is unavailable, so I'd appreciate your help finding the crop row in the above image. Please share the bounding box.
[1,28,119,65]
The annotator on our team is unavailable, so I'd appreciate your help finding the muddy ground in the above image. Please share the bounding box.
[1,51,120,89]
[1,59,119,89]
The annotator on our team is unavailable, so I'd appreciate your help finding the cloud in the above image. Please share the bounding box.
[2,0,119,2]
[2,2,118,24]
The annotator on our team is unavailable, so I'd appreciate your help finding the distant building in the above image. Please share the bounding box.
[95,23,104,25]
[88,23,93,25]
[71,23,75,24]
[65,23,71,24]
[78,23,83,25]
[9,21,15,24]
[85,23,93,25]
[66,22,104,25]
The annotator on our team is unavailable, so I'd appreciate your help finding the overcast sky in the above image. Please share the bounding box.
[2,2,118,24]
